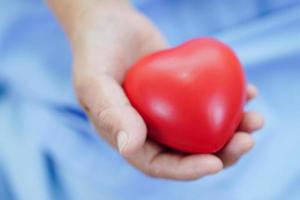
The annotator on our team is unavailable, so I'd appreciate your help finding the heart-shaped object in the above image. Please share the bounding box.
[123,38,246,153]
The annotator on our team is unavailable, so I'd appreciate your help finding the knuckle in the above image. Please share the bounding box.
[75,91,91,113]
[144,168,160,178]
[96,107,118,135]
[145,164,163,178]
[73,75,94,98]
[73,75,96,112]
[79,99,90,113]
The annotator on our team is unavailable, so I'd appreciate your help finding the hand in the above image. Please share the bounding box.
[49,0,264,180]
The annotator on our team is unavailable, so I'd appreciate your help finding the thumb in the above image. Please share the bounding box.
[74,73,147,156]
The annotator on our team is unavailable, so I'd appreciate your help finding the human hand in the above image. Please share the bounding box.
[49,0,264,180]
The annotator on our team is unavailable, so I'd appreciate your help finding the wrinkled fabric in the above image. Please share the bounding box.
[1,0,300,199]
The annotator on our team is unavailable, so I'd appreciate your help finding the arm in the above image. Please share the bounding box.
[47,0,264,180]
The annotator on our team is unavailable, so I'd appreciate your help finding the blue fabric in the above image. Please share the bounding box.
[1,0,300,199]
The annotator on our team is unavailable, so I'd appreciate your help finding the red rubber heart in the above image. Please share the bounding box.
[123,38,246,153]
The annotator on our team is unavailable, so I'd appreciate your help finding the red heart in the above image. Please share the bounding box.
[123,38,246,153]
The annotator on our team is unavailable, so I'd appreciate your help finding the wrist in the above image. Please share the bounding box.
[47,0,131,38]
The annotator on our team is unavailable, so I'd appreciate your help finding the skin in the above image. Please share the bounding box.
[48,0,264,180]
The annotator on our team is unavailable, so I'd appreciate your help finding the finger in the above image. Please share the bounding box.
[217,132,254,168]
[128,141,223,180]
[75,73,147,156]
[246,84,258,101]
[239,111,264,133]
[148,153,223,180]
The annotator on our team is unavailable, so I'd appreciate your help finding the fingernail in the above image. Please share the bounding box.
[208,159,223,175]
[251,114,264,130]
[117,131,129,154]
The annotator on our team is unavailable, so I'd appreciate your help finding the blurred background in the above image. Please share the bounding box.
[0,0,300,199]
